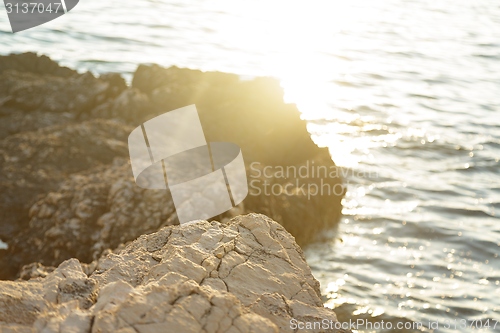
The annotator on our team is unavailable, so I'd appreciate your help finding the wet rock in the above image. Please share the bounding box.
[0,214,349,333]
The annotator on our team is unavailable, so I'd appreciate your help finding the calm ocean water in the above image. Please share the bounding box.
[1,0,499,331]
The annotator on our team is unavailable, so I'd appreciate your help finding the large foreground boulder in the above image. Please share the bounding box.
[0,214,349,333]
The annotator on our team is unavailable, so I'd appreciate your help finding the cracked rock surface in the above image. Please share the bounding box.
[0,214,349,333]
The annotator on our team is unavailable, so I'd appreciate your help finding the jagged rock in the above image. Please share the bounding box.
[0,53,344,280]
[132,64,174,95]
[19,263,55,280]
[4,153,342,281]
[7,161,176,274]
[89,88,152,121]
[0,120,132,279]
[129,64,345,243]
[0,53,126,139]
[0,107,76,141]
[0,70,124,115]
[0,214,349,333]
[131,64,322,166]
[0,52,77,78]
[98,73,127,97]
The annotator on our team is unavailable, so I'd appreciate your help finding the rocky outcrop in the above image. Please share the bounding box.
[7,161,177,277]
[0,52,344,280]
[0,52,77,78]
[0,120,133,279]
[0,214,349,333]
[130,64,320,166]
[0,54,125,140]
[128,65,345,242]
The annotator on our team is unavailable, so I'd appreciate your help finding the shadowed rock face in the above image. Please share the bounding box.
[0,120,129,240]
[131,64,320,166]
[128,63,345,244]
[0,214,350,333]
[0,52,344,280]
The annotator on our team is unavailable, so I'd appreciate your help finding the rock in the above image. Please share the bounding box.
[0,53,126,139]
[0,214,349,333]
[98,73,127,97]
[0,57,126,139]
[131,64,173,95]
[0,70,124,115]
[89,88,152,121]
[6,160,176,275]
[0,52,77,78]
[131,65,321,166]
[129,64,345,243]
[0,107,75,141]
[19,263,55,280]
[0,53,344,280]
[0,120,132,279]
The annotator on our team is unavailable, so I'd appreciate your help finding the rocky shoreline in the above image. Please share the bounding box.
[1,214,349,332]
[0,52,346,331]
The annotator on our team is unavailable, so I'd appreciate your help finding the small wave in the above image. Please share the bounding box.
[424,205,494,219]
[473,54,500,59]
[408,93,438,100]
[333,80,358,87]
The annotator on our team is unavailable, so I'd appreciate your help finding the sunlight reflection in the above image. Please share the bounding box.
[213,0,397,168]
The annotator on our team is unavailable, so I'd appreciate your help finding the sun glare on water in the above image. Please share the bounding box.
[211,0,386,168]
[212,0,376,111]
